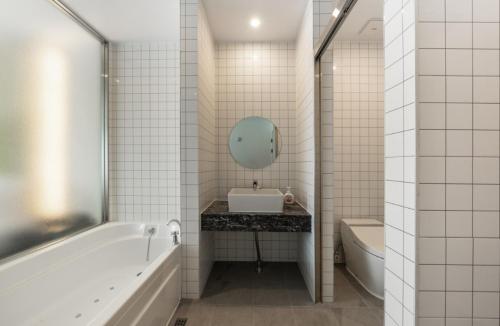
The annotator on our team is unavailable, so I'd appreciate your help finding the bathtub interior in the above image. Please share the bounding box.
[0,223,177,326]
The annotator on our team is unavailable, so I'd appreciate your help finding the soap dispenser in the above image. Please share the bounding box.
[284,186,295,205]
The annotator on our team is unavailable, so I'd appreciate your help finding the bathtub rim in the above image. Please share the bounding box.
[0,222,168,286]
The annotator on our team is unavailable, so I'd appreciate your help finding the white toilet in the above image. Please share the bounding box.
[340,218,384,300]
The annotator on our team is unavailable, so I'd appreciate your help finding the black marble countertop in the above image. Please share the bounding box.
[201,201,311,232]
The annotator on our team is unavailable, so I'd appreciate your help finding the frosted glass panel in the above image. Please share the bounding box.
[0,0,105,260]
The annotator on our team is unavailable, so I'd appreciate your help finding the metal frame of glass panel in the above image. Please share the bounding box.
[48,0,110,224]
[312,0,357,302]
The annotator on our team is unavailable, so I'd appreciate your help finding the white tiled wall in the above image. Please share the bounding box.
[332,40,385,248]
[416,0,500,324]
[197,0,216,296]
[109,42,180,223]
[296,0,317,300]
[214,41,298,263]
[383,0,416,325]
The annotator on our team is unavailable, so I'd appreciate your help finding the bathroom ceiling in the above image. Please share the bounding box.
[202,0,310,41]
[63,0,179,42]
[335,0,384,40]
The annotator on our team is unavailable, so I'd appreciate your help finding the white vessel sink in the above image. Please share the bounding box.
[228,188,284,213]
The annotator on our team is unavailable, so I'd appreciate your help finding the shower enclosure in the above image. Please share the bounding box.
[0,0,108,261]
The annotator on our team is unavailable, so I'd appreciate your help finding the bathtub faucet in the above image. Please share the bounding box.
[167,219,181,245]
[146,226,156,262]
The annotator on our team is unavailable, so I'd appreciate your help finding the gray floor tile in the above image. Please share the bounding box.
[292,307,339,326]
[211,306,254,326]
[332,284,367,308]
[172,262,384,326]
[254,287,291,306]
[332,308,383,326]
[253,306,297,326]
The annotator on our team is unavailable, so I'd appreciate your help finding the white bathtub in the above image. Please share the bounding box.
[0,222,181,326]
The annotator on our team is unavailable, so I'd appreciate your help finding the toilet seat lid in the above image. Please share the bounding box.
[351,226,385,259]
[341,218,383,226]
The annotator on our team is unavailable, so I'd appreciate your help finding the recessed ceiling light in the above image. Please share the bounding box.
[250,17,261,28]
[332,8,340,18]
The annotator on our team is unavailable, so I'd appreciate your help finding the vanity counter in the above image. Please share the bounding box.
[201,201,311,232]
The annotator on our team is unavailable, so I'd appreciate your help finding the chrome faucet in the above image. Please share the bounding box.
[167,219,181,245]
[253,179,258,190]
[145,226,156,262]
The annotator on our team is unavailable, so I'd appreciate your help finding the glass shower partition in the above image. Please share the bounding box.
[0,0,108,261]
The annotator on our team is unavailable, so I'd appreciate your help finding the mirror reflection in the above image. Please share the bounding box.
[228,116,281,169]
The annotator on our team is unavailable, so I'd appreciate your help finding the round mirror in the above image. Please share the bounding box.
[228,116,281,169]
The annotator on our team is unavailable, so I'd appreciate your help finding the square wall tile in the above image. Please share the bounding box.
[473,0,500,22]
[446,23,472,48]
[446,49,472,75]
[446,292,472,318]
[419,265,445,291]
[445,0,472,22]
[473,266,500,291]
[473,158,500,184]
[420,130,445,156]
[446,265,472,291]
[446,185,472,211]
[447,130,472,156]
[419,238,446,264]
[419,184,446,210]
[473,23,500,49]
[419,291,446,317]
[473,131,500,157]
[446,157,472,183]
[473,292,500,318]
[473,104,500,130]
[419,211,446,237]
[446,104,472,130]
[473,185,500,210]
[420,103,446,129]
[418,0,445,22]
[473,50,500,76]
[446,211,472,237]
[420,157,445,183]
[447,77,472,103]
[446,238,473,264]
[474,238,500,265]
[473,212,500,238]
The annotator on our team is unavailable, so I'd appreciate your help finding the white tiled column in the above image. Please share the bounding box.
[384,0,417,325]
[296,0,317,300]
[416,0,500,324]
[180,0,201,299]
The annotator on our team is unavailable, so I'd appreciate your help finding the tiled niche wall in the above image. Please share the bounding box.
[296,0,317,300]
[215,42,296,196]
[108,42,180,223]
[384,0,417,325]
[213,42,298,262]
[416,0,500,324]
[332,40,385,248]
